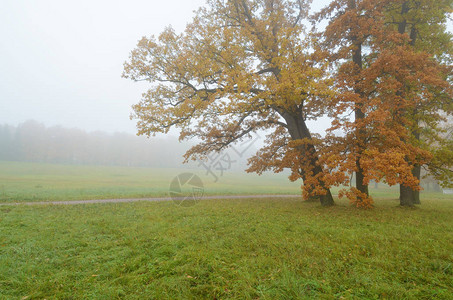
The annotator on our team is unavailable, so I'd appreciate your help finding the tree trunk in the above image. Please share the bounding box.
[320,190,335,207]
[301,171,335,207]
[412,164,421,204]
[356,167,369,196]
[352,41,369,198]
[300,149,335,207]
[399,167,421,206]
[283,112,335,207]
[399,133,422,205]
[406,29,421,205]
[397,5,422,205]
[400,184,415,206]
[399,162,421,206]
[348,0,369,199]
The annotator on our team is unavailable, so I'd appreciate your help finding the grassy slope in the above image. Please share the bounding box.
[0,161,301,203]
[1,197,452,299]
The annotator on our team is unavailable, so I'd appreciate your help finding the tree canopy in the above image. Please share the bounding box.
[124,0,453,208]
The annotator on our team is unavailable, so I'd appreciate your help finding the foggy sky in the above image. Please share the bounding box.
[0,0,206,134]
[0,1,450,135]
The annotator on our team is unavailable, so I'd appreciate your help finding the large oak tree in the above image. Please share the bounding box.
[123,0,337,206]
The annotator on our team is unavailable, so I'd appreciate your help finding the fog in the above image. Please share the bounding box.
[0,120,260,173]
[0,0,451,143]
[0,0,206,134]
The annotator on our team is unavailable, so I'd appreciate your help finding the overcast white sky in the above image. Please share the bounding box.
[0,0,449,135]
[0,0,208,133]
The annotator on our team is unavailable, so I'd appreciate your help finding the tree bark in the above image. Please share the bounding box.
[299,156,335,207]
[347,0,369,199]
[397,1,422,206]
[284,112,335,207]
[407,28,421,205]
[352,40,369,198]
[399,164,421,206]
[412,164,421,204]
[400,184,415,206]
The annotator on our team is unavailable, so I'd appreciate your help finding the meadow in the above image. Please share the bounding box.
[1,161,452,299]
[1,197,452,299]
[0,160,425,204]
[0,161,302,203]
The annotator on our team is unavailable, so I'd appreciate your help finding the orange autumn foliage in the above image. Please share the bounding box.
[315,0,452,207]
[338,188,374,209]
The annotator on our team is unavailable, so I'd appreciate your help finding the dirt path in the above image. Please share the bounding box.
[0,194,301,206]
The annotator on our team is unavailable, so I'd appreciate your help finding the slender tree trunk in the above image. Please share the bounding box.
[347,0,369,199]
[397,1,422,206]
[352,40,369,198]
[398,2,409,35]
[354,100,369,197]
[412,164,421,204]
[408,28,421,205]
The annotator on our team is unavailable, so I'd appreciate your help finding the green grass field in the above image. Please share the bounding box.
[1,160,445,204]
[1,198,452,299]
[1,161,452,298]
[0,161,303,203]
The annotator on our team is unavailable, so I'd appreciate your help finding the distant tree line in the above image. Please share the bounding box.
[0,120,193,168]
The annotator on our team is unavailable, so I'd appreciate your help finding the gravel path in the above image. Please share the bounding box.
[0,194,301,206]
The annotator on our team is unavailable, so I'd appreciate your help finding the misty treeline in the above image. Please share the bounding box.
[0,120,195,168]
[0,120,255,170]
